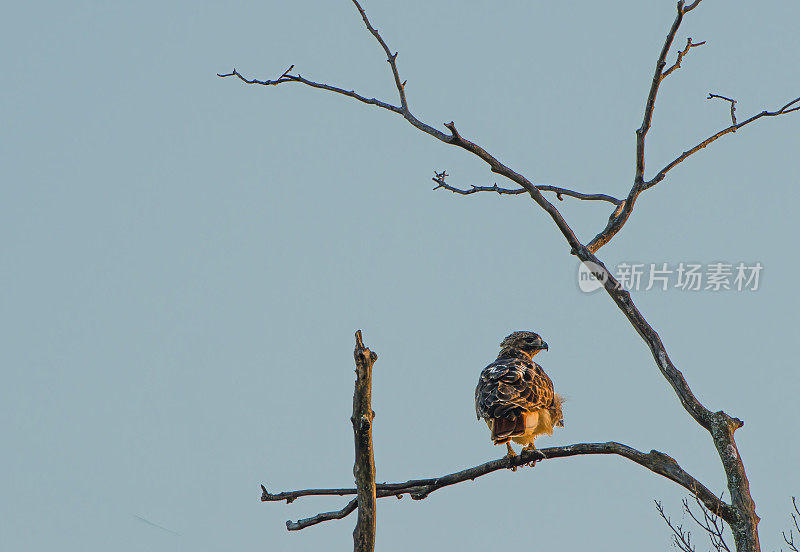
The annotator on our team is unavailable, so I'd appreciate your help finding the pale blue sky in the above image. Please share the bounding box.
[2,1,799,550]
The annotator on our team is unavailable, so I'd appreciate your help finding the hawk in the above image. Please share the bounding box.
[475,331,563,463]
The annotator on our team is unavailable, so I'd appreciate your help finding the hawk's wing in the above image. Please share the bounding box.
[475,356,554,421]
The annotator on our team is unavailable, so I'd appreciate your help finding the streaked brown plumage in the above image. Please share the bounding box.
[475,331,563,462]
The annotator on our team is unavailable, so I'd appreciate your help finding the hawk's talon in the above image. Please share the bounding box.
[505,442,518,471]
[523,444,538,467]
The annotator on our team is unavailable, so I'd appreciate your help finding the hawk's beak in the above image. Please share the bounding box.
[541,342,549,351]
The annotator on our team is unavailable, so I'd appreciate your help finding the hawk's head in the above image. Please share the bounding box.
[500,331,549,357]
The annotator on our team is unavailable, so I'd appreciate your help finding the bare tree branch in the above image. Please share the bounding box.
[286,499,358,531]
[586,0,698,253]
[685,494,732,552]
[216,68,403,114]
[657,494,733,552]
[786,531,799,552]
[783,497,800,552]
[431,171,622,205]
[708,93,738,126]
[568,249,762,552]
[657,499,697,552]
[583,0,798,259]
[684,0,704,11]
[657,494,732,552]
[219,0,795,261]
[662,37,707,80]
[262,484,355,504]
[265,441,735,531]
[350,0,408,109]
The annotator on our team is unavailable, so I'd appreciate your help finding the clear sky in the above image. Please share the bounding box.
[2,1,799,550]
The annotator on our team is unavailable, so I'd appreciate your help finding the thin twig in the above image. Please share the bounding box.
[683,0,703,12]
[662,37,707,80]
[636,1,689,183]
[286,499,358,531]
[350,0,408,109]
[656,500,696,552]
[708,93,738,126]
[784,496,800,552]
[217,68,403,114]
[683,494,731,552]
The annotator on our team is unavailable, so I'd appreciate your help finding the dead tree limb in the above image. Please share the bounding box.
[431,171,623,205]
[265,441,735,530]
[351,330,377,552]
[286,499,358,532]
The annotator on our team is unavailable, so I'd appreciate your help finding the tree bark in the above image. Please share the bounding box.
[351,330,377,552]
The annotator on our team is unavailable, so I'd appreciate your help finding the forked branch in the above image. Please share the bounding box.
[585,0,798,253]
[662,37,707,80]
[656,500,698,552]
[657,495,731,552]
[586,0,702,252]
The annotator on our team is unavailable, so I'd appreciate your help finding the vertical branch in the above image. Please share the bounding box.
[352,330,378,552]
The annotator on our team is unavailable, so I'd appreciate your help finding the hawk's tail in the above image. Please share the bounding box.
[491,416,525,444]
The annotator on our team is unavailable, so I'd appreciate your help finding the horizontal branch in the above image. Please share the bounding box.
[432,172,622,205]
[264,441,735,531]
[217,68,403,114]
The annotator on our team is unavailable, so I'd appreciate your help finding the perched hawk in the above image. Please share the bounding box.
[475,331,563,462]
